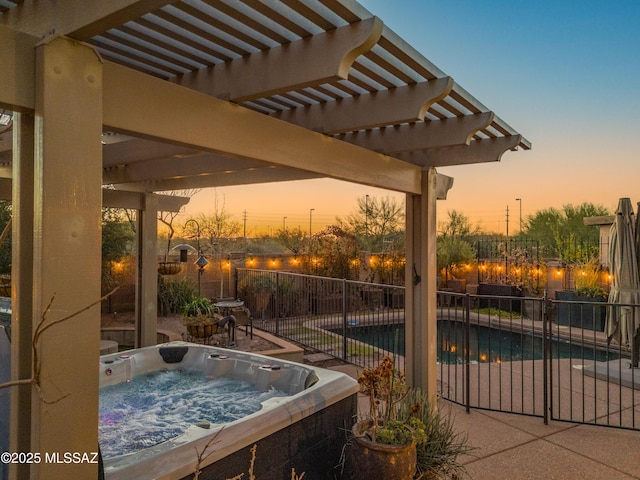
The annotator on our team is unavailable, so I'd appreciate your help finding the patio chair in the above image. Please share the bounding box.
[230,306,253,339]
[216,314,237,346]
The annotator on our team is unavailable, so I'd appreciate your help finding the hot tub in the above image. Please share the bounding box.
[99,341,358,480]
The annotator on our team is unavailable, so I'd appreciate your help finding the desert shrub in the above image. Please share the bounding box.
[397,389,475,479]
[158,276,197,315]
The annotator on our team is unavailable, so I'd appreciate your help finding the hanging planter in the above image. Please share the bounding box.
[158,261,182,275]
[185,322,220,340]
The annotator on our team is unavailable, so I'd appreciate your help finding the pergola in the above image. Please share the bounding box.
[1,1,530,478]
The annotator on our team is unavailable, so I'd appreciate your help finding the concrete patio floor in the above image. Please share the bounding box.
[326,363,640,480]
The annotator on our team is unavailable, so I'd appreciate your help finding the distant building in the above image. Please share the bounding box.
[583,215,615,268]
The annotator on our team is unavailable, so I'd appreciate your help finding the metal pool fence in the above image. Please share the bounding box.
[237,269,640,431]
[237,268,405,367]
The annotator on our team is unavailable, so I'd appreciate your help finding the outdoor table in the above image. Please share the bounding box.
[214,299,244,315]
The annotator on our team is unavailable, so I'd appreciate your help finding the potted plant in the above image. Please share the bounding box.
[182,296,220,341]
[573,259,608,299]
[238,275,275,316]
[397,389,474,479]
[349,356,426,480]
[555,258,607,331]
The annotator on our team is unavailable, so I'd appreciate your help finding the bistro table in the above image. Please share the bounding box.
[214,299,244,315]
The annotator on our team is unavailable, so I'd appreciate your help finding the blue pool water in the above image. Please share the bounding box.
[99,370,287,458]
[337,320,621,364]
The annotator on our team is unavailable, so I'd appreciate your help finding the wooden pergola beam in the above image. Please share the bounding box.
[103,61,422,194]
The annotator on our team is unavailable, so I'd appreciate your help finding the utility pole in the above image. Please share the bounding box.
[506,205,509,239]
[283,216,287,230]
[505,205,510,278]
[515,198,522,233]
[242,209,247,239]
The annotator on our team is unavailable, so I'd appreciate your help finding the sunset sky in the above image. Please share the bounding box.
[185,0,640,236]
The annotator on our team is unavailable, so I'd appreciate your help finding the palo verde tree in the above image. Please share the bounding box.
[183,194,242,255]
[275,226,307,257]
[438,209,480,239]
[337,195,405,252]
[522,203,610,262]
[436,210,477,284]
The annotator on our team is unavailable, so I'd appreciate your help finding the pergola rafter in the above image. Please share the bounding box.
[395,135,524,167]
[335,112,495,154]
[272,77,455,134]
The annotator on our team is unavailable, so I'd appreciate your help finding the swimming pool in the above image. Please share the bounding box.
[337,320,621,364]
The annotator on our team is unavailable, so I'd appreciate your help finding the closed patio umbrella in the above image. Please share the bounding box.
[606,198,640,366]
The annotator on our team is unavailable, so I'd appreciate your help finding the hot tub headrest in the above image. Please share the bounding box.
[159,346,189,364]
[305,371,320,389]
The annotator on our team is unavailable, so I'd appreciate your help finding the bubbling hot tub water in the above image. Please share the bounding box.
[99,370,288,458]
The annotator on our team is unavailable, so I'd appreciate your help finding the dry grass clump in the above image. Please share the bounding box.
[193,437,304,480]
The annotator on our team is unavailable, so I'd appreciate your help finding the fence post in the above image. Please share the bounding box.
[233,267,238,298]
[275,272,280,336]
[275,272,281,321]
[465,293,471,413]
[342,278,348,360]
[542,290,549,425]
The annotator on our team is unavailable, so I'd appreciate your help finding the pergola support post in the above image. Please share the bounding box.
[136,193,159,348]
[12,36,103,479]
[10,112,35,480]
[405,167,453,402]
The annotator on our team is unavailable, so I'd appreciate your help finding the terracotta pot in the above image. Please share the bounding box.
[349,421,416,480]
[255,291,270,312]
